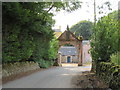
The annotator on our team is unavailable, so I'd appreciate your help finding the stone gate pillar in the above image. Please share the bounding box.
[78,41,83,66]
[58,51,62,66]
[81,42,83,65]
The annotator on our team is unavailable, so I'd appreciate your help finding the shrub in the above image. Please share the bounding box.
[96,62,120,89]
[37,59,54,68]
[53,61,59,66]
[110,52,120,65]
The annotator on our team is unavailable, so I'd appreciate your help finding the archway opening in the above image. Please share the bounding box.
[57,28,83,66]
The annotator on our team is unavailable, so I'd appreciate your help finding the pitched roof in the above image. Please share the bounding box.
[59,46,78,55]
[58,30,80,41]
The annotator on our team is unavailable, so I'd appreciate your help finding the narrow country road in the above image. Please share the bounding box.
[3,65,91,88]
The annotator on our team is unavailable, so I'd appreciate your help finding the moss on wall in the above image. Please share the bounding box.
[2,61,40,78]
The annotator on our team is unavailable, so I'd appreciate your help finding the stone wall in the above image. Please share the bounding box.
[2,62,40,78]
[61,56,66,63]
[72,56,78,63]
[96,62,120,89]
[82,41,92,64]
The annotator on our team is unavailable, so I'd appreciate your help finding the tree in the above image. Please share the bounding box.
[90,10,119,65]
[70,20,93,40]
[2,2,81,67]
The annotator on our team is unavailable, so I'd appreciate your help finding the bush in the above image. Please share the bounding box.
[37,59,54,68]
[96,62,120,89]
[90,11,119,62]
[110,52,120,65]
[53,61,59,66]
[2,3,58,65]
[109,68,120,89]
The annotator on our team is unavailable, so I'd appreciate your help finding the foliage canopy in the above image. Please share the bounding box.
[2,2,81,68]
[70,20,93,40]
[90,11,119,63]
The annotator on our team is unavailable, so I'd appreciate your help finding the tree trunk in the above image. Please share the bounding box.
[91,60,96,73]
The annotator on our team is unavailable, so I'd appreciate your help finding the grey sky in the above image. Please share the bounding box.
[52,0,119,32]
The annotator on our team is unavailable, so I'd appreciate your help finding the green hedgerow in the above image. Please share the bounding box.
[110,52,120,65]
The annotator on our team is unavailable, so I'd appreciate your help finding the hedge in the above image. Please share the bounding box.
[96,62,120,89]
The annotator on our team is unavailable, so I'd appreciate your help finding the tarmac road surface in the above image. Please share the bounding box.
[2,64,91,88]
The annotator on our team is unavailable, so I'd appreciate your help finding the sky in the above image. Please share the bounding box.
[52,0,120,32]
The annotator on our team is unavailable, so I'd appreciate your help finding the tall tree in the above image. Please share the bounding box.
[70,20,93,40]
[2,2,82,67]
[90,10,119,62]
